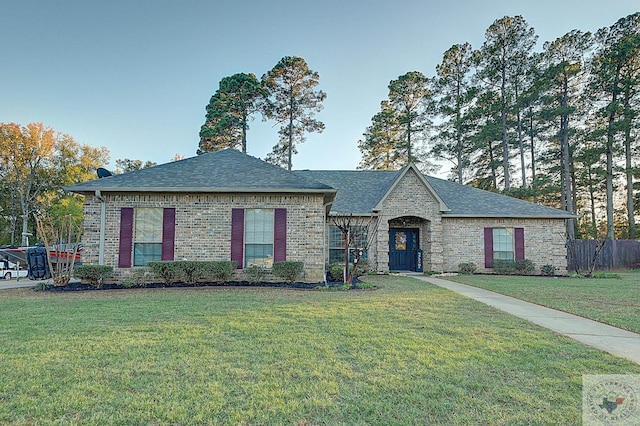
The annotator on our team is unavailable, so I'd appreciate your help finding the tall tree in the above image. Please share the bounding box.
[387,71,433,165]
[574,138,607,239]
[55,135,110,186]
[618,15,640,239]
[0,123,109,245]
[357,101,403,170]
[432,43,477,183]
[0,122,57,245]
[198,73,266,154]
[262,56,326,170]
[476,15,537,190]
[542,30,593,238]
[511,52,539,189]
[52,135,110,228]
[520,63,544,192]
[467,90,503,190]
[591,12,640,239]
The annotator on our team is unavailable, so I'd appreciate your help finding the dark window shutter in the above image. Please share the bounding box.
[514,228,525,260]
[484,227,493,268]
[118,208,134,268]
[274,208,287,262]
[231,208,244,269]
[161,208,176,261]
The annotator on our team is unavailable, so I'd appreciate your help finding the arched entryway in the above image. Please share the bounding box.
[388,216,426,271]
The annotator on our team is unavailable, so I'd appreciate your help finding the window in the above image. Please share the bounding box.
[329,225,344,263]
[118,207,175,268]
[133,208,163,266]
[231,208,286,269]
[492,228,514,260]
[328,225,368,263]
[244,209,274,268]
[484,227,525,268]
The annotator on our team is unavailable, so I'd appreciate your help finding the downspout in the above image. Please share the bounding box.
[95,190,106,265]
[323,201,332,284]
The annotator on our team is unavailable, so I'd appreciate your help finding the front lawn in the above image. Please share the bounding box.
[448,271,640,333]
[1,275,638,425]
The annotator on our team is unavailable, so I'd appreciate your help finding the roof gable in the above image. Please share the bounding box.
[373,164,449,213]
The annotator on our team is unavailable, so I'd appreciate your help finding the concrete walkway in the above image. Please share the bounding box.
[408,274,640,365]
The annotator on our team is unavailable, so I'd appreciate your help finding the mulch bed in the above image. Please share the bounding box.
[38,278,373,292]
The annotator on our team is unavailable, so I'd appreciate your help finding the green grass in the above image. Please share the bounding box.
[1,276,639,425]
[449,270,640,333]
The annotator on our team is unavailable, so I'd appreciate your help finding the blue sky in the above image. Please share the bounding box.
[1,1,638,175]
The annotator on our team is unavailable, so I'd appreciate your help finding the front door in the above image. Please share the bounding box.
[389,228,418,271]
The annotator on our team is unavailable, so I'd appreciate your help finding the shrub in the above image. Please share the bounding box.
[327,260,370,283]
[328,262,345,282]
[355,282,375,290]
[123,268,152,288]
[205,261,237,282]
[147,261,182,284]
[591,271,621,279]
[492,259,535,276]
[492,259,516,275]
[515,259,535,275]
[148,260,237,284]
[33,281,51,291]
[245,265,266,284]
[458,262,477,275]
[73,265,113,288]
[541,264,557,277]
[272,261,303,282]
[352,258,370,277]
[173,261,203,284]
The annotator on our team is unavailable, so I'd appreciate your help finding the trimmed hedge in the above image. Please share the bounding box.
[458,262,477,275]
[147,260,237,284]
[272,261,304,282]
[206,260,237,282]
[491,259,535,275]
[245,265,267,284]
[73,265,114,288]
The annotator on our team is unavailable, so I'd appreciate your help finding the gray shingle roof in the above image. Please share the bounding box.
[66,149,572,219]
[425,176,575,218]
[65,149,336,194]
[297,169,574,219]
[295,170,400,215]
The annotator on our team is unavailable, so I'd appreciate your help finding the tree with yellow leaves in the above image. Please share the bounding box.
[0,122,109,246]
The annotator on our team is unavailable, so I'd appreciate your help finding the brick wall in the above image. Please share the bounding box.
[441,217,568,274]
[372,168,444,272]
[81,192,327,283]
[323,167,569,275]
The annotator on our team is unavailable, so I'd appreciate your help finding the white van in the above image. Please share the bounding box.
[1,261,28,280]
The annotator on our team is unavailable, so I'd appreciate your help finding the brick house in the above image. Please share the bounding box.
[66,149,574,282]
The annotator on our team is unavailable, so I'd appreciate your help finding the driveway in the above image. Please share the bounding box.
[0,278,37,290]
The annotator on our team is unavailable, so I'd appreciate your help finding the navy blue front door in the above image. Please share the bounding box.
[389,228,418,271]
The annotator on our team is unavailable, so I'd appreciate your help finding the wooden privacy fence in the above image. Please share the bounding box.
[567,239,640,271]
